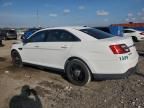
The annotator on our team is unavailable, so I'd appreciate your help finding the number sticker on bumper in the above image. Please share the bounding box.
[120,56,128,61]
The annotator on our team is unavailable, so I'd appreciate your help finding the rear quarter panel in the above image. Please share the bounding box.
[68,39,138,74]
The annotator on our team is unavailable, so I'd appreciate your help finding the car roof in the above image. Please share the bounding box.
[39,26,91,31]
[124,28,136,31]
[28,26,97,41]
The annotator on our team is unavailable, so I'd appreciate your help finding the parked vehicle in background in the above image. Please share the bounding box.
[0,29,4,45]
[1,29,17,40]
[94,26,124,37]
[123,28,144,42]
[17,29,25,36]
[21,28,41,40]
[11,26,138,86]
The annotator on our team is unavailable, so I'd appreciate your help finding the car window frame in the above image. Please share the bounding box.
[80,28,114,39]
[27,30,47,43]
[45,29,81,42]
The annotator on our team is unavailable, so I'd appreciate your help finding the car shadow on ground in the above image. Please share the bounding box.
[24,64,68,81]
[9,85,42,108]
[24,65,105,83]
[0,44,4,47]
[138,51,144,57]
[135,72,144,78]
[0,57,6,62]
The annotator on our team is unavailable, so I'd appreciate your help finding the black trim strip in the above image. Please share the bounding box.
[92,65,137,80]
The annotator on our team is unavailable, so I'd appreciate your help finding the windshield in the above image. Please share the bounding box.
[80,28,115,39]
[23,28,40,39]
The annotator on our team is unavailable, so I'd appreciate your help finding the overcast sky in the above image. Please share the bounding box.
[0,0,144,28]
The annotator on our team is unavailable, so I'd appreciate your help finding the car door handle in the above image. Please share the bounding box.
[61,45,68,49]
[34,46,39,48]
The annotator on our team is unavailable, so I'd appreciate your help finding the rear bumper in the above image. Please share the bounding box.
[93,65,137,80]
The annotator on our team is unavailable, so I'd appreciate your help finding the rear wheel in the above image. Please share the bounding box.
[65,59,91,86]
[11,50,23,68]
[132,36,138,42]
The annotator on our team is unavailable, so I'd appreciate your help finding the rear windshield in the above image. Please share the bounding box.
[80,28,114,39]
[8,30,16,34]
[95,27,111,33]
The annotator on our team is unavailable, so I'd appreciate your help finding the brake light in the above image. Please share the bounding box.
[140,32,144,35]
[109,44,130,54]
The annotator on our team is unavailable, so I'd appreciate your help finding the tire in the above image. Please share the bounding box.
[11,50,23,68]
[4,36,7,40]
[65,59,91,86]
[132,36,138,42]
[0,40,2,45]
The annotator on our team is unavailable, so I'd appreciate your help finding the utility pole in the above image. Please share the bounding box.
[36,9,40,27]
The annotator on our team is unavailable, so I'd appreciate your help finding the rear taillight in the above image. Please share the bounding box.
[140,32,144,35]
[109,44,130,54]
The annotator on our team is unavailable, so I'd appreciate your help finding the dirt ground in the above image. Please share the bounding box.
[0,40,144,108]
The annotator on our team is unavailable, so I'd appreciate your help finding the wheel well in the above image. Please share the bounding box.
[65,57,93,78]
[131,36,138,42]
[11,49,22,61]
[66,57,84,62]
[132,36,136,38]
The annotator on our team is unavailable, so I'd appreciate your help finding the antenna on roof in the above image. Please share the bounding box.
[83,25,87,27]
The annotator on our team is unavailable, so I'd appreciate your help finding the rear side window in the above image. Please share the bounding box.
[80,28,114,39]
[124,30,135,33]
[45,30,80,42]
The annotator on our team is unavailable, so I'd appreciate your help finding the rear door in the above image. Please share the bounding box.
[36,29,80,69]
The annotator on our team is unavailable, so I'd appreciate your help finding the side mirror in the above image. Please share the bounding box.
[22,38,28,44]
[21,35,24,40]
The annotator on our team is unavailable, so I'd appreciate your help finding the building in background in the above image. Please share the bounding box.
[111,22,144,31]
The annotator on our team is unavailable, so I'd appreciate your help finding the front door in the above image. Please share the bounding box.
[21,31,46,65]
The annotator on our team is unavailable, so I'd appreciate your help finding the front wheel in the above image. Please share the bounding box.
[65,59,91,86]
[3,36,7,40]
[11,50,23,68]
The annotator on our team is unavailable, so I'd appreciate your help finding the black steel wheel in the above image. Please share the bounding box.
[65,59,91,86]
[11,50,23,67]
[132,36,138,42]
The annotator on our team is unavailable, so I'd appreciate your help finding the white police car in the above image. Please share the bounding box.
[11,26,139,86]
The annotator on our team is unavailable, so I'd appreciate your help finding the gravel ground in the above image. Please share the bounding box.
[0,40,144,108]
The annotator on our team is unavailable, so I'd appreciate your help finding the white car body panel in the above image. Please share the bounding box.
[123,29,144,41]
[21,42,72,69]
[11,27,139,75]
